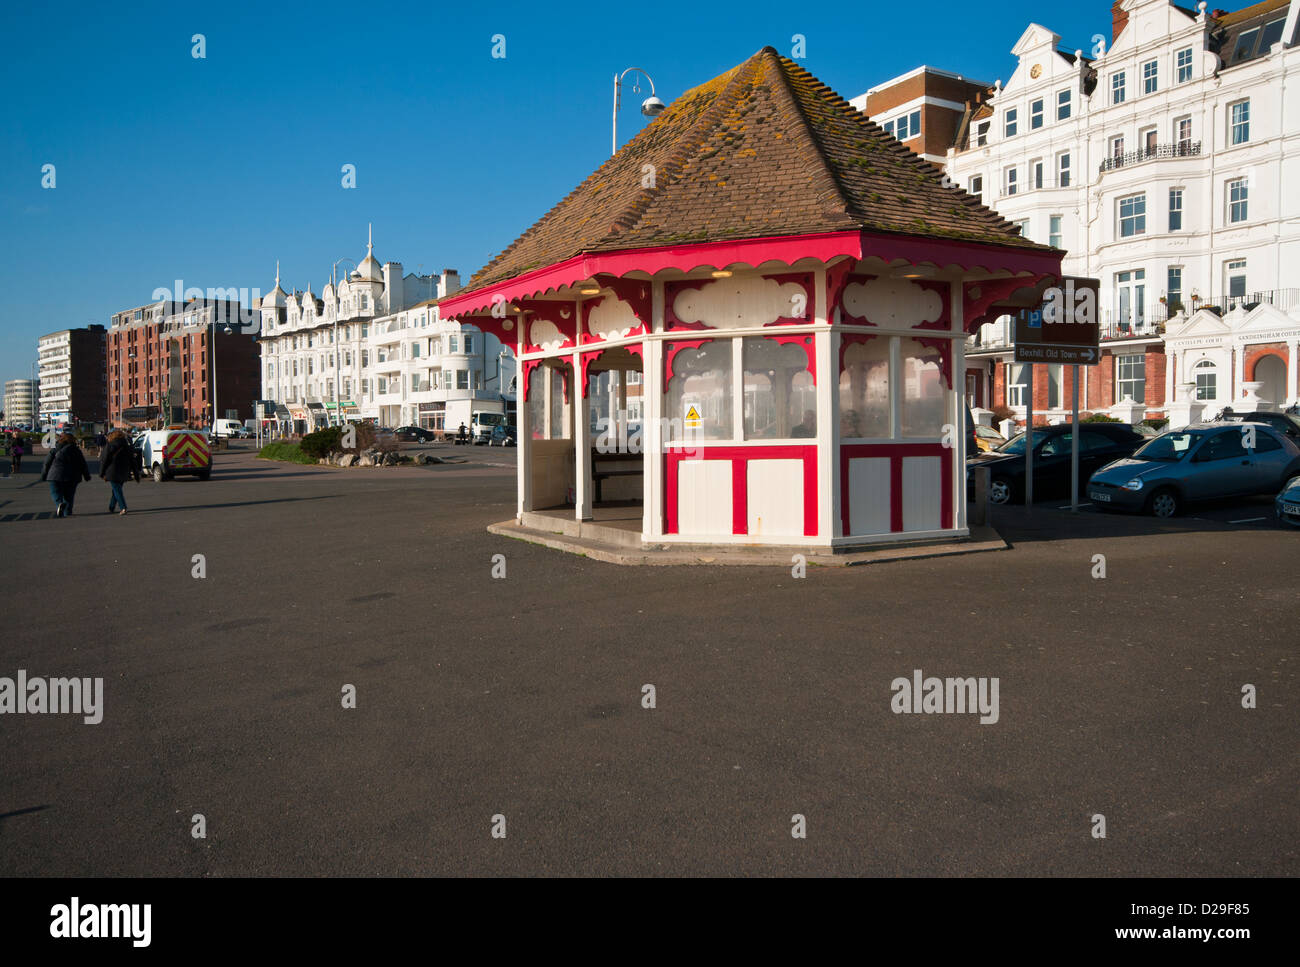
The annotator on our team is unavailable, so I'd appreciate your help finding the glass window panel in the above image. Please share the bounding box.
[839,338,890,438]
[549,366,570,439]
[743,337,815,440]
[900,339,946,437]
[666,339,733,441]
[527,368,546,439]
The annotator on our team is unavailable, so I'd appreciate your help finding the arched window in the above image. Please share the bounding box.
[1193,359,1217,401]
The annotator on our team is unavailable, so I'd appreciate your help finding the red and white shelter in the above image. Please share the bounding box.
[438,47,1064,549]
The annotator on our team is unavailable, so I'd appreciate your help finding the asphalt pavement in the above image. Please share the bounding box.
[0,442,1295,876]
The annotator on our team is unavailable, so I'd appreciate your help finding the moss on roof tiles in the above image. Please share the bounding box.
[458,47,1048,296]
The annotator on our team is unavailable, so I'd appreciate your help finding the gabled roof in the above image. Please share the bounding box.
[460,47,1047,297]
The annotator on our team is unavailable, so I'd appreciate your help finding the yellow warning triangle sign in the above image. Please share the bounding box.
[685,405,701,422]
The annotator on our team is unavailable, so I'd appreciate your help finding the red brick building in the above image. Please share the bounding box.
[107,299,261,426]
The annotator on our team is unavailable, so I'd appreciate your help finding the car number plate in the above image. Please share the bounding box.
[1285,502,1300,515]
[1090,491,1110,502]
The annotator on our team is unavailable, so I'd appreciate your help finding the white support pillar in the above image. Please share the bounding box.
[644,336,664,538]
[953,337,968,532]
[644,281,665,538]
[813,267,835,540]
[951,280,967,532]
[1233,342,1245,405]
[826,328,842,538]
[516,322,532,517]
[574,349,593,521]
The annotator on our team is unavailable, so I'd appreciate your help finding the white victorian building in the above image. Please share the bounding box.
[897,0,1300,419]
[258,230,516,432]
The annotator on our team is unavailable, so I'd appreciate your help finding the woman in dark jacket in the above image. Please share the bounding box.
[8,433,22,474]
[99,430,138,515]
[40,434,92,517]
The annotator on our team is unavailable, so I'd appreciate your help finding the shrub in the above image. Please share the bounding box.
[258,442,316,465]
[300,426,343,459]
[1082,413,1120,423]
[1141,418,1169,431]
[989,404,1016,425]
[345,421,376,453]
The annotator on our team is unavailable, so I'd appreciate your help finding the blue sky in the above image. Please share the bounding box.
[0,0,1106,386]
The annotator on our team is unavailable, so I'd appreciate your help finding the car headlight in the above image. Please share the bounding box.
[1121,478,1144,492]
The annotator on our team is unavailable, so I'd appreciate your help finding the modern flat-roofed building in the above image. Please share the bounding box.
[3,378,38,426]
[38,325,107,426]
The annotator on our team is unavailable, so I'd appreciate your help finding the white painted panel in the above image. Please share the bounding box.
[902,456,941,532]
[848,457,892,535]
[747,459,803,537]
[677,460,733,536]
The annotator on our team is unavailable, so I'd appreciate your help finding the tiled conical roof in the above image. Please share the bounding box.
[463,46,1045,295]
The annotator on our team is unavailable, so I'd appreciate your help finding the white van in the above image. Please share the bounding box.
[210,418,243,439]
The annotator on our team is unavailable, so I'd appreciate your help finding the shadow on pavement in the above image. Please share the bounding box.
[132,495,342,514]
[985,497,1280,545]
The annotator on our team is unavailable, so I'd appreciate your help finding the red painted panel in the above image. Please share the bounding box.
[767,332,817,385]
[665,445,818,537]
[438,231,1063,338]
[663,279,713,332]
[839,443,955,537]
[662,338,712,393]
[838,331,882,374]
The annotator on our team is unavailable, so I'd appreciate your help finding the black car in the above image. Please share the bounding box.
[1220,410,1300,445]
[969,422,1146,505]
[393,425,436,443]
[488,424,517,447]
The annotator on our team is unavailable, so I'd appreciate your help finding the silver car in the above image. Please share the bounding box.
[1087,422,1300,518]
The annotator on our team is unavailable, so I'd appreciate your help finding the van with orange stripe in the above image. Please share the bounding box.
[140,428,212,482]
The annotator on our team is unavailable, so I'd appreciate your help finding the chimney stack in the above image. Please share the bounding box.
[440,269,461,297]
[1112,1,1129,45]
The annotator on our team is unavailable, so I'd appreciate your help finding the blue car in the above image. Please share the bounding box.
[1276,475,1300,528]
[1088,423,1300,518]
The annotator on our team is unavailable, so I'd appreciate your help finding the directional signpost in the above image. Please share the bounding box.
[1013,278,1101,513]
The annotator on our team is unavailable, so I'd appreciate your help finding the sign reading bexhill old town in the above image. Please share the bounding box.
[1014,277,1101,365]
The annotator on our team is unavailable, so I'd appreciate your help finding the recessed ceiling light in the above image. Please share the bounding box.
[580,286,601,295]
[711,270,733,278]
[894,265,936,280]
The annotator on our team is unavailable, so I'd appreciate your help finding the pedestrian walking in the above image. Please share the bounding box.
[39,433,92,517]
[99,430,139,515]
[8,433,22,474]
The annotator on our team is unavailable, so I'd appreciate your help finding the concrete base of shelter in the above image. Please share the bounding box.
[488,508,1008,567]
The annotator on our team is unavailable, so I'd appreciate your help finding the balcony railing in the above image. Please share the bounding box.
[1099,141,1201,173]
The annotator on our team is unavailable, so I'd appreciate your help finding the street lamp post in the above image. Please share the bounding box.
[612,67,666,156]
[212,319,233,436]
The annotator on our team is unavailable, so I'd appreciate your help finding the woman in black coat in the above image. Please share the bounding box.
[40,434,92,517]
[99,430,139,515]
